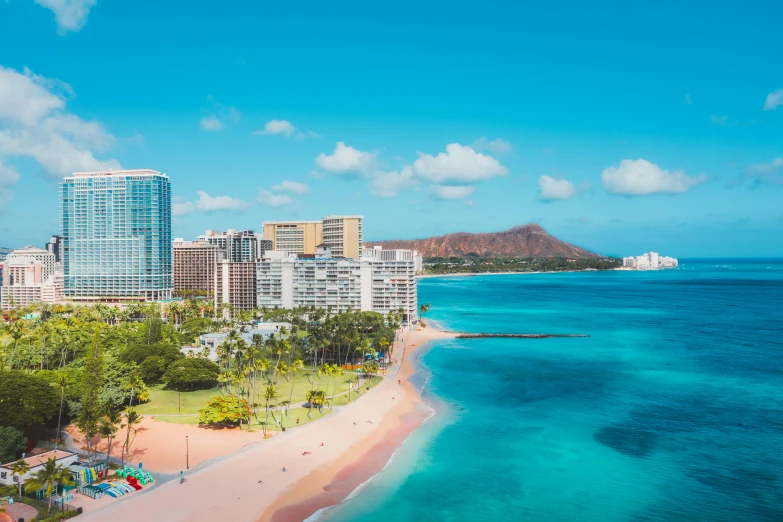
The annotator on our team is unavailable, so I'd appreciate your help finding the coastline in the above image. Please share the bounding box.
[417,269,598,278]
[260,326,454,521]
[77,326,455,522]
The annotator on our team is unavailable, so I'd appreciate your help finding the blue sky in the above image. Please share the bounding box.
[0,0,781,257]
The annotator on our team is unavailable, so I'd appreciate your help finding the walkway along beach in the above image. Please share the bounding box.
[77,327,456,522]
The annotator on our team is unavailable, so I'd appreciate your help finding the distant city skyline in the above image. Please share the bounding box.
[1,1,782,257]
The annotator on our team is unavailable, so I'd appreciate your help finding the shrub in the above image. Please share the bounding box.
[163,358,220,391]
[198,395,249,427]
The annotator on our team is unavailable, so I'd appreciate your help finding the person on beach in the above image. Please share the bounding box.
[398,379,401,385]
[282,467,287,472]
[320,442,325,446]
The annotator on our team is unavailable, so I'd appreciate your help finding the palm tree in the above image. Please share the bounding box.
[287,359,304,409]
[8,460,30,497]
[24,457,74,513]
[418,303,431,324]
[120,410,143,468]
[263,385,278,436]
[305,389,324,418]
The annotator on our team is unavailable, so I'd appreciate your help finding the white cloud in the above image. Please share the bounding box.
[35,0,97,35]
[413,143,507,184]
[537,175,576,201]
[0,159,21,186]
[430,185,475,200]
[199,116,223,131]
[748,158,783,173]
[257,189,293,207]
[195,191,249,212]
[370,167,417,198]
[763,89,783,111]
[473,137,512,153]
[200,96,240,131]
[171,199,195,217]
[0,65,120,182]
[746,158,783,186]
[253,120,296,137]
[602,159,706,196]
[270,180,309,194]
[316,142,376,174]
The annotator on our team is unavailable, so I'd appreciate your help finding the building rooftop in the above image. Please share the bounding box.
[1,450,75,469]
[68,169,165,178]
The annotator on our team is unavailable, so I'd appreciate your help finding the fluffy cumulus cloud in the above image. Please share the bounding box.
[413,143,507,184]
[602,159,706,196]
[35,0,97,35]
[171,198,195,217]
[174,192,250,215]
[369,167,417,198]
[430,185,475,200]
[257,189,293,207]
[254,119,296,137]
[199,116,223,131]
[0,65,120,209]
[537,175,576,201]
[270,180,309,194]
[316,142,376,175]
[763,89,783,111]
[195,191,249,212]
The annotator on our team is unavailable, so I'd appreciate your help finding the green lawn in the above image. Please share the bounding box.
[136,369,385,420]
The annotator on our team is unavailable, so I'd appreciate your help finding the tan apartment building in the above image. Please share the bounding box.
[172,239,224,303]
[322,215,363,259]
[263,221,323,255]
[217,260,257,311]
[263,215,363,259]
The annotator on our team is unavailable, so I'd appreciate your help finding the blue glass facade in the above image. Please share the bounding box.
[61,170,172,301]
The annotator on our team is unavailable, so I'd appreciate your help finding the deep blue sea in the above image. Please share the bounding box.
[323,260,783,522]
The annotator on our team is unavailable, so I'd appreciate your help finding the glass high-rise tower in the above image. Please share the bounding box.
[61,169,172,301]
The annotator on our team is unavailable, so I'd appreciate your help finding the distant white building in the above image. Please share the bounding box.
[624,252,678,270]
[0,246,63,308]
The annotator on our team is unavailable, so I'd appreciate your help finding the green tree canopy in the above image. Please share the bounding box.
[0,426,28,463]
[0,370,58,428]
[139,355,167,384]
[163,358,220,391]
[119,342,183,367]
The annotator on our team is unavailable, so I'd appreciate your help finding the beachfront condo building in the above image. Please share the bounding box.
[0,246,63,308]
[173,239,225,303]
[61,169,172,302]
[256,246,418,323]
[197,229,271,262]
[263,215,364,259]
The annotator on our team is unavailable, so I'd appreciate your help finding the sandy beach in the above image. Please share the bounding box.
[77,326,455,522]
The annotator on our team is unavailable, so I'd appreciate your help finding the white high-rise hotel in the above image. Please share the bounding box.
[257,245,419,324]
[61,170,173,301]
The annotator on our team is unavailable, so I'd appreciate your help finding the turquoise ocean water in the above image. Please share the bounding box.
[322,260,783,522]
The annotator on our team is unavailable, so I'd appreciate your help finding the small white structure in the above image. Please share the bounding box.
[184,322,291,361]
[0,450,78,486]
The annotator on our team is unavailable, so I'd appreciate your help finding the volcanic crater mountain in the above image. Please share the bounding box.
[367,224,599,258]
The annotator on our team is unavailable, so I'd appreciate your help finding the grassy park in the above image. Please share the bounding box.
[136,369,383,429]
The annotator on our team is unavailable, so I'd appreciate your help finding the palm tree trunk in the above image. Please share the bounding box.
[55,386,65,451]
